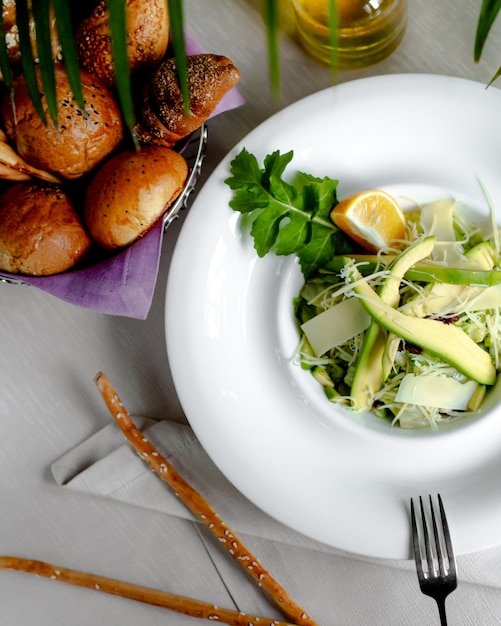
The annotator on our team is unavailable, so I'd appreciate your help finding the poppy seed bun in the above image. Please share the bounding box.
[0,183,92,276]
[135,54,241,147]
[1,65,123,180]
[84,146,188,249]
[76,0,169,86]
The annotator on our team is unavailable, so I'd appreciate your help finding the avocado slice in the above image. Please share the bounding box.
[349,236,436,410]
[401,241,498,318]
[346,264,497,386]
[326,254,501,286]
[465,241,498,270]
[381,333,401,381]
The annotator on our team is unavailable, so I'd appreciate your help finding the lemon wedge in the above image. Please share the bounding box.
[330,189,407,253]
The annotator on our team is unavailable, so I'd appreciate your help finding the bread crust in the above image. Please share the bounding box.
[135,54,241,147]
[1,65,124,180]
[0,183,92,275]
[2,0,61,64]
[84,145,188,249]
[76,0,169,86]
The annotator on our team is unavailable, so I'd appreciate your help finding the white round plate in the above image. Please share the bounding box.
[166,74,501,559]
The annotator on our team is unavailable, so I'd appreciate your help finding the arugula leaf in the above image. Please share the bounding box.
[225,148,351,276]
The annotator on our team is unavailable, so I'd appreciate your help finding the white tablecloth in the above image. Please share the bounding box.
[2,0,501,624]
[48,417,501,624]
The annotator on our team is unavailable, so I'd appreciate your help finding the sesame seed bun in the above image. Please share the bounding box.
[84,145,188,249]
[1,64,123,180]
[0,182,92,276]
[76,0,169,86]
[135,54,241,147]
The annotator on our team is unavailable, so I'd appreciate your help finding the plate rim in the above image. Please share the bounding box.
[165,73,501,559]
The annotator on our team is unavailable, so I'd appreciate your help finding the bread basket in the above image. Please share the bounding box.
[0,123,209,318]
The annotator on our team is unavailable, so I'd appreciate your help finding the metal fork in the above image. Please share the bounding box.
[410,494,458,625]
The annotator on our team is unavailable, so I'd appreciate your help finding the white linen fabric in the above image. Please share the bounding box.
[51,419,501,625]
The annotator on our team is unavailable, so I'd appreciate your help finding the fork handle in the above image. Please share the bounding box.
[436,599,448,626]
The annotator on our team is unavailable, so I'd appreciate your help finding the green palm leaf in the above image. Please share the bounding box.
[327,0,338,79]
[263,0,280,100]
[168,0,189,113]
[53,0,86,111]
[107,0,137,142]
[16,0,47,124]
[0,8,14,103]
[474,0,501,61]
[31,0,58,126]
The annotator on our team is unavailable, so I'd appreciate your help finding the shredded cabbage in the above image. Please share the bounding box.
[293,199,501,429]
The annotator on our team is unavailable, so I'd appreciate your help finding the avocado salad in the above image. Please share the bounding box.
[225,148,501,429]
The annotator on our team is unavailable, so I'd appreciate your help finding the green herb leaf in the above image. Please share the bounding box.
[297,217,339,275]
[225,148,348,276]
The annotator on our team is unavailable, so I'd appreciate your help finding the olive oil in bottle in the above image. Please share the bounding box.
[292,0,407,69]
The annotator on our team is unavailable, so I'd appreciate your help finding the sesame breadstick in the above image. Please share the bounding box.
[0,556,294,625]
[94,372,318,626]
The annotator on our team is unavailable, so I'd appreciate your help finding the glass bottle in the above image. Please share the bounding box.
[291,0,407,69]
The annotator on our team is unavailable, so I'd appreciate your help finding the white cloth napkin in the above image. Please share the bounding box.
[52,418,347,553]
[51,419,501,625]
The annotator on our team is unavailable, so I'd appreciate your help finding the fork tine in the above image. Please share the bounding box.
[429,494,445,578]
[410,498,424,578]
[438,493,457,579]
[419,495,435,577]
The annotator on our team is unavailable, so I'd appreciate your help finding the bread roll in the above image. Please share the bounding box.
[0,183,92,276]
[84,145,188,249]
[1,65,123,180]
[2,0,61,64]
[0,138,62,183]
[76,0,169,86]
[135,54,241,147]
